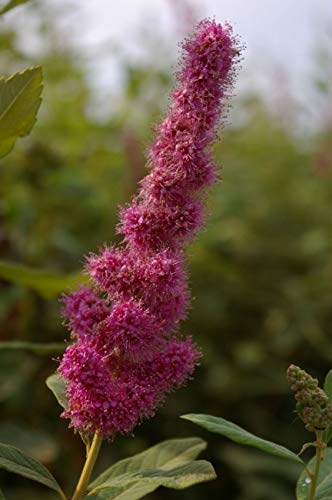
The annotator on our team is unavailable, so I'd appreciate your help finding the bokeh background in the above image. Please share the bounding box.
[1,0,332,498]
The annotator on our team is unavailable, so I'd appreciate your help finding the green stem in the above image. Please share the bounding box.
[58,489,68,500]
[72,431,103,500]
[309,433,324,500]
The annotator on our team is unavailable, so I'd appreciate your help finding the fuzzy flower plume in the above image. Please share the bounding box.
[59,19,240,438]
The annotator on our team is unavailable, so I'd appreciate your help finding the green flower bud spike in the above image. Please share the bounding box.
[287,364,332,500]
[287,365,332,432]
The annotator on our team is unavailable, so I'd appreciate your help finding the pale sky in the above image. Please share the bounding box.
[53,0,332,82]
[3,0,332,124]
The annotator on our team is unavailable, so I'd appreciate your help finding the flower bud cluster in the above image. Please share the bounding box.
[287,364,332,432]
[58,20,240,438]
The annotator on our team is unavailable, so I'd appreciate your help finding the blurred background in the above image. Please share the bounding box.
[1,0,332,498]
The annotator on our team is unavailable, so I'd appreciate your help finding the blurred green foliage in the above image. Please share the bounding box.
[1,4,332,499]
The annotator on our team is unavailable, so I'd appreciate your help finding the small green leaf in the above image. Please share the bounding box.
[0,0,30,16]
[323,371,332,444]
[182,414,304,465]
[0,341,65,355]
[0,67,42,158]
[324,371,332,401]
[0,488,6,499]
[0,442,63,496]
[0,136,15,157]
[296,447,332,499]
[88,438,215,499]
[80,431,93,451]
[46,373,68,410]
[0,260,84,298]
[323,428,332,446]
[46,373,92,449]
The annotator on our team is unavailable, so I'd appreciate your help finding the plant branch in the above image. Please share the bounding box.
[72,431,103,500]
[308,432,324,500]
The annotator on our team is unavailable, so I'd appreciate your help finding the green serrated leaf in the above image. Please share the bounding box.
[296,447,332,499]
[0,66,42,158]
[89,461,215,498]
[0,260,84,298]
[88,438,215,499]
[0,341,65,355]
[0,442,64,497]
[46,373,68,410]
[0,0,30,16]
[182,414,304,465]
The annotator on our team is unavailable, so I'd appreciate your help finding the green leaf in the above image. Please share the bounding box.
[88,437,215,499]
[323,371,332,444]
[88,482,157,500]
[182,414,304,465]
[0,260,84,298]
[324,371,332,401]
[0,0,30,16]
[46,373,92,449]
[0,341,65,355]
[324,428,332,446]
[46,373,68,410]
[0,137,15,157]
[0,442,64,496]
[89,461,215,498]
[296,447,332,499]
[0,67,42,158]
[0,488,6,499]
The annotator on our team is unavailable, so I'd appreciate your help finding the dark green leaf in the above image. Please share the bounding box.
[88,438,215,499]
[46,373,68,410]
[0,260,84,298]
[0,0,30,16]
[0,341,65,355]
[0,67,42,158]
[182,414,304,465]
[296,447,332,499]
[0,488,6,499]
[0,442,64,496]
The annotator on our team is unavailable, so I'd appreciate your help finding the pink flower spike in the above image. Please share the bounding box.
[58,18,241,438]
